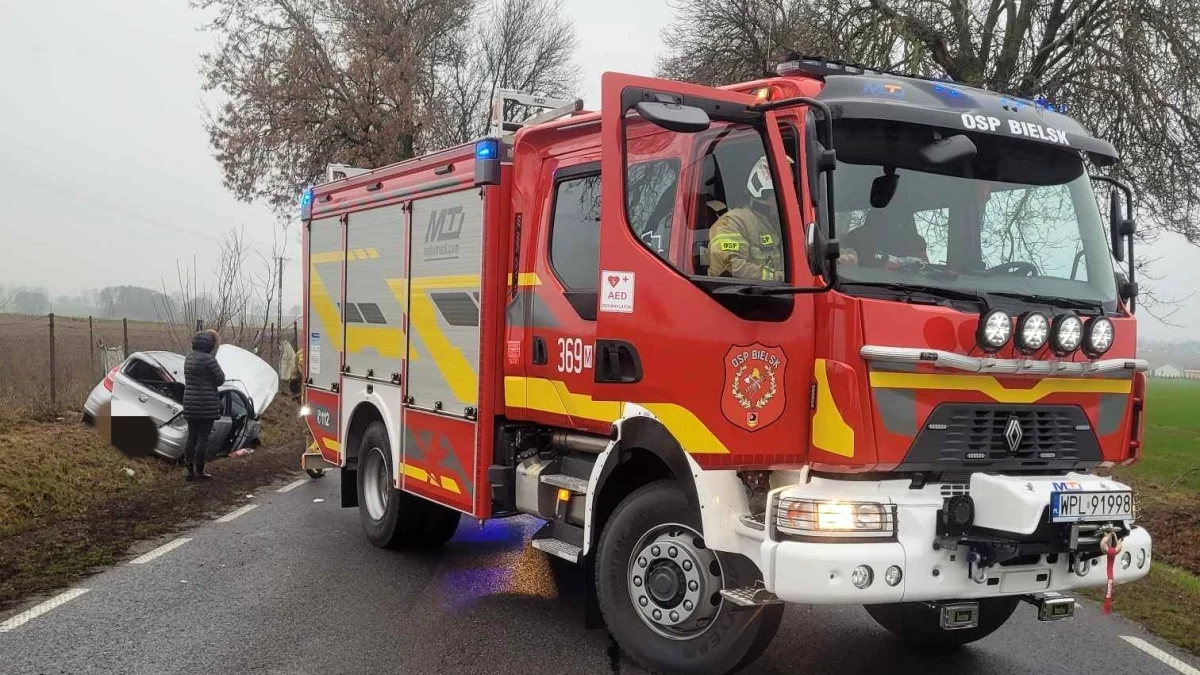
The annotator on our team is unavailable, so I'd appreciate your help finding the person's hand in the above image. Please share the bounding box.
[840,248,859,266]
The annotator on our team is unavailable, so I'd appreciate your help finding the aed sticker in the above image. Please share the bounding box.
[600,270,635,314]
[309,332,321,375]
[960,113,1070,146]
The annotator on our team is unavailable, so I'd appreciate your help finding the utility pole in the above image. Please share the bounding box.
[276,255,288,340]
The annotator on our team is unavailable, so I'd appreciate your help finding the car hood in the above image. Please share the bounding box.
[215,345,279,417]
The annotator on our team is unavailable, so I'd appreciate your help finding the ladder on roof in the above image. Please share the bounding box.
[489,89,584,137]
[324,163,371,184]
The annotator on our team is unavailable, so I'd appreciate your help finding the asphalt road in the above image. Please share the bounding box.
[2,475,1197,675]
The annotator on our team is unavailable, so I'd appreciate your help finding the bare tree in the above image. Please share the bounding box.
[197,0,577,213]
[156,227,280,350]
[195,0,474,213]
[659,0,1200,249]
[422,0,580,150]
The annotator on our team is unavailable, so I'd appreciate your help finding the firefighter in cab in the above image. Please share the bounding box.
[708,155,785,281]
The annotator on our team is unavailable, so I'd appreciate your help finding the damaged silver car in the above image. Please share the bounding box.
[83,345,279,461]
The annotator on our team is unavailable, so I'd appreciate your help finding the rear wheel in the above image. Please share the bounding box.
[306,468,327,479]
[356,421,459,549]
[596,480,782,675]
[864,597,1019,648]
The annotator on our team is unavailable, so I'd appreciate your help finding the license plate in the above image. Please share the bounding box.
[1050,491,1133,523]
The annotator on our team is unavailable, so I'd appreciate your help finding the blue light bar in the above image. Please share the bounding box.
[475,138,499,160]
[300,187,313,219]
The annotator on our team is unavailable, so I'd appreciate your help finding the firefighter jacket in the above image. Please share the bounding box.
[707,206,784,281]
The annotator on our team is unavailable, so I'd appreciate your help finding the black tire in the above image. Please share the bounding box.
[864,597,1020,648]
[306,468,327,479]
[596,480,782,675]
[356,421,459,549]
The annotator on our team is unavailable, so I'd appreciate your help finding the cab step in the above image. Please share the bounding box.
[540,473,589,493]
[719,587,782,608]
[531,538,582,563]
[531,520,584,563]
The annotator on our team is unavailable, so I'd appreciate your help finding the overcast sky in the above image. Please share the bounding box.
[0,0,1196,340]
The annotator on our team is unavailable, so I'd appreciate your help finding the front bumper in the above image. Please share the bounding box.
[754,473,1152,605]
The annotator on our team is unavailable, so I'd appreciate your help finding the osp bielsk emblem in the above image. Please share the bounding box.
[722,344,787,432]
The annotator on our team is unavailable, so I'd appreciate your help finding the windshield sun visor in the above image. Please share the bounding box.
[815,75,1118,167]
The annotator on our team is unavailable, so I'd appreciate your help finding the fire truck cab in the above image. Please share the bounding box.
[301,59,1151,674]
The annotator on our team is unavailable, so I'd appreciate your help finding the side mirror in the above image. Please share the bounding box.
[920,134,977,165]
[1109,190,1124,262]
[635,100,711,133]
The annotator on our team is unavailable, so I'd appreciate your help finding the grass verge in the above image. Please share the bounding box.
[1082,563,1200,655]
[0,399,308,612]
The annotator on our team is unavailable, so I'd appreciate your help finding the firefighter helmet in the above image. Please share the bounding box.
[747,156,774,199]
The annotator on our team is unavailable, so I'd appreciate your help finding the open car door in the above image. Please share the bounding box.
[590,72,817,465]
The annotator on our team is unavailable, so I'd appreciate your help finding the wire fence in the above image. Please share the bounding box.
[0,314,299,422]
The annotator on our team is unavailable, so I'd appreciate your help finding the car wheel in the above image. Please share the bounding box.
[356,421,421,549]
[595,480,782,675]
[864,597,1019,648]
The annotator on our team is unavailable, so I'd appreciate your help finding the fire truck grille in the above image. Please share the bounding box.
[897,404,1102,473]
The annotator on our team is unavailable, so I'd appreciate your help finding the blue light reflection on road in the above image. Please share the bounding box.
[438,517,560,612]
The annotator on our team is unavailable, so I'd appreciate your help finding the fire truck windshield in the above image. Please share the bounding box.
[828,119,1119,311]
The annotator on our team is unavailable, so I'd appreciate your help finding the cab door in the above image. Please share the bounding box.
[592,73,817,466]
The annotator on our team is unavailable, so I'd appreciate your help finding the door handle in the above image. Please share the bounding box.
[138,395,149,403]
[594,340,643,383]
[532,336,548,365]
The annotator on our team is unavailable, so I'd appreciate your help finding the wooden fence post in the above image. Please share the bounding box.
[48,313,57,406]
[122,318,129,358]
[88,316,95,378]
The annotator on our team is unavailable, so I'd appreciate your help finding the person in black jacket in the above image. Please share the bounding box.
[183,330,226,481]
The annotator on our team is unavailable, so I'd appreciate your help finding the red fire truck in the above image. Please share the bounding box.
[300,57,1151,674]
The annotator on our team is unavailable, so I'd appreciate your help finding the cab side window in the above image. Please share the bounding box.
[549,173,602,292]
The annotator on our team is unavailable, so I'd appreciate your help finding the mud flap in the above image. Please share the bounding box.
[341,468,358,508]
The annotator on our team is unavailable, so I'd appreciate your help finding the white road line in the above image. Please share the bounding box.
[216,504,258,523]
[128,538,192,565]
[277,478,307,493]
[0,589,89,633]
[1122,636,1200,675]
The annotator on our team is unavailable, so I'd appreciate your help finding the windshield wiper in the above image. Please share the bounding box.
[987,291,1102,312]
[839,281,989,309]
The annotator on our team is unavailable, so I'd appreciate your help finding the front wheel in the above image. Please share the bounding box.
[596,480,782,675]
[356,421,460,549]
[864,597,1020,648]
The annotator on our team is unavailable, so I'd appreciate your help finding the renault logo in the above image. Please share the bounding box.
[1004,416,1024,453]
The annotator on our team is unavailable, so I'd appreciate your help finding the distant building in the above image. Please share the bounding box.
[1187,369,1200,381]
[1152,364,1184,379]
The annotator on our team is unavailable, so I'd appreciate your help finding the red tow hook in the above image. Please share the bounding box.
[1100,531,1124,615]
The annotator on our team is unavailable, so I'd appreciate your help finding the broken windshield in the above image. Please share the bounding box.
[829,119,1119,310]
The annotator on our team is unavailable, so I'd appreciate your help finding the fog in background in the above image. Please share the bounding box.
[0,0,1196,340]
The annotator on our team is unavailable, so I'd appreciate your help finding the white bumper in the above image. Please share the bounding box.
[749,473,1152,605]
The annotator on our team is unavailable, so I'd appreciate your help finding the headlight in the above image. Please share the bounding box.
[1082,316,1115,357]
[1016,312,1049,352]
[776,498,895,539]
[1050,313,1084,355]
[976,309,1012,352]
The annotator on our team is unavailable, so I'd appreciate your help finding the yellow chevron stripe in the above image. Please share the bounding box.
[312,248,381,264]
[399,462,428,482]
[869,371,1131,404]
[322,438,341,452]
[309,267,344,352]
[504,376,729,454]
[812,359,854,457]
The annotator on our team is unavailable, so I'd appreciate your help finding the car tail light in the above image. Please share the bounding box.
[103,366,119,391]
